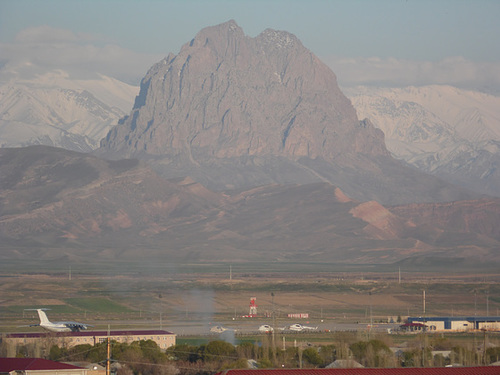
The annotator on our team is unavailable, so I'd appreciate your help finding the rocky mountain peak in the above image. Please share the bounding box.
[257,28,300,51]
[101,20,387,162]
[186,19,246,61]
[99,21,473,204]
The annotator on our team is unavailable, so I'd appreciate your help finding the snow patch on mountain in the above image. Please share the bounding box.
[347,85,500,142]
[345,85,500,197]
[0,70,138,151]
[23,70,139,112]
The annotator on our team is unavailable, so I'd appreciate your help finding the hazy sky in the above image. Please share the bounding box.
[1,0,499,90]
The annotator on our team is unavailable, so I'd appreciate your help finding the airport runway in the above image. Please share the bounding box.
[161,319,401,336]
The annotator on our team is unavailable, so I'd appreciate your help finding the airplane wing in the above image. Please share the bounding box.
[17,324,40,328]
[302,325,319,331]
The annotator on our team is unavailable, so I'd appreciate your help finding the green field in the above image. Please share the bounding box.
[64,297,134,313]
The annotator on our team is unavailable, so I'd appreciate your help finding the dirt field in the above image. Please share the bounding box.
[1,268,499,335]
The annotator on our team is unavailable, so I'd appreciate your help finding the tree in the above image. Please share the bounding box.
[203,340,236,362]
[48,345,65,361]
[257,358,273,368]
[486,346,500,365]
[66,344,93,361]
[318,344,336,366]
[350,339,392,367]
[139,339,167,363]
[167,343,200,362]
[236,341,257,360]
[220,358,248,370]
[302,347,322,366]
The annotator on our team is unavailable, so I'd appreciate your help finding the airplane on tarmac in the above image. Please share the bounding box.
[258,324,274,333]
[25,308,92,332]
[281,323,318,332]
[210,325,237,334]
[210,325,229,334]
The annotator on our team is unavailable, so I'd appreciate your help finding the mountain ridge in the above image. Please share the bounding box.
[1,145,499,266]
[1,21,499,268]
[0,71,138,152]
[346,85,500,197]
[99,20,472,205]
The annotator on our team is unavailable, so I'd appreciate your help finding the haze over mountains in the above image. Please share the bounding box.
[1,20,500,267]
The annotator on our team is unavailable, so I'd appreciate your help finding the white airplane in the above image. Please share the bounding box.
[210,325,229,334]
[258,324,274,333]
[26,308,92,332]
[283,323,318,332]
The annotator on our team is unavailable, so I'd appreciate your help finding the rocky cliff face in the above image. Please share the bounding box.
[101,20,388,161]
[99,21,475,205]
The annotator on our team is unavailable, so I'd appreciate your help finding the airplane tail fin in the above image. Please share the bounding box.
[36,309,51,325]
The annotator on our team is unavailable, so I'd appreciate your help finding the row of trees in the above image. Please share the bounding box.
[5,333,500,374]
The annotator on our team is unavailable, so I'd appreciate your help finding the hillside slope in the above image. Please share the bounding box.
[1,146,499,266]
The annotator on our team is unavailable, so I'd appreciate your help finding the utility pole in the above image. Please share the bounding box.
[106,325,111,375]
[486,292,489,316]
[369,292,372,340]
[474,290,477,319]
[298,342,303,369]
[423,290,426,316]
[271,292,276,364]
[483,329,487,365]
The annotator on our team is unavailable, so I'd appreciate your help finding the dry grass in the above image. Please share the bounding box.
[1,269,499,334]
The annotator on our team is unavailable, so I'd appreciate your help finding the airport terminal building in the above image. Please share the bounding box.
[404,316,500,332]
[3,329,176,357]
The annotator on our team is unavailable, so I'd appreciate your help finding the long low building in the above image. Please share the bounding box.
[3,329,176,357]
[405,316,500,332]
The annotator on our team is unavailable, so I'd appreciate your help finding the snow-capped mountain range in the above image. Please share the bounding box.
[0,71,138,152]
[1,65,499,198]
[345,85,500,197]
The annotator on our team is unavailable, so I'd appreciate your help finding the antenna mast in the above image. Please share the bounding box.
[423,290,426,315]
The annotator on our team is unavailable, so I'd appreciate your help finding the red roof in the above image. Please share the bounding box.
[0,358,83,371]
[216,368,500,375]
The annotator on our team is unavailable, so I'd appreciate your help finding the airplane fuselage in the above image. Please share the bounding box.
[27,309,91,332]
[40,322,73,332]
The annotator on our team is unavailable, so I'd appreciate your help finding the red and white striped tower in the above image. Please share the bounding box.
[249,297,257,317]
